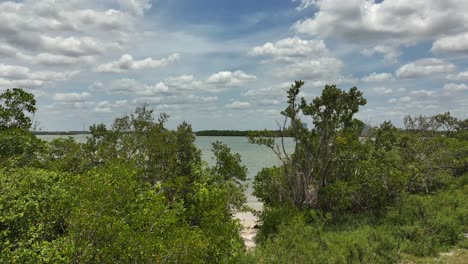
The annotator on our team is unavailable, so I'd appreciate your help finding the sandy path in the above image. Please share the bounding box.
[235,199,262,249]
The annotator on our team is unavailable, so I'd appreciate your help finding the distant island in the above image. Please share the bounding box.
[32,130,292,137]
[32,131,91,135]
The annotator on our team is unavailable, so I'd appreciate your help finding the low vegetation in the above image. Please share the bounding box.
[247,81,468,263]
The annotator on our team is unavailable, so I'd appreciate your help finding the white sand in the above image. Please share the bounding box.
[235,198,263,249]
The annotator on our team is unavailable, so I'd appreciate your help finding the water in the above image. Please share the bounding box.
[37,134,294,209]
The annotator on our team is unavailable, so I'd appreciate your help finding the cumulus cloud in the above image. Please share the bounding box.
[134,95,218,106]
[206,70,256,87]
[250,36,348,82]
[95,100,129,113]
[0,0,151,73]
[96,53,181,73]
[0,43,17,57]
[243,82,291,98]
[278,58,343,80]
[226,101,251,109]
[164,75,203,90]
[293,0,468,45]
[0,78,45,88]
[249,37,328,61]
[431,33,468,54]
[17,52,95,67]
[410,90,436,97]
[40,36,106,57]
[362,72,394,82]
[118,0,152,16]
[443,83,468,92]
[53,92,91,102]
[0,63,78,88]
[90,78,169,96]
[396,58,456,79]
[361,45,401,63]
[373,87,393,95]
[293,0,316,11]
[388,96,411,104]
[447,71,468,81]
[0,64,31,79]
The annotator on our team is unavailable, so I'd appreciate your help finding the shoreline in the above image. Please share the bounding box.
[235,198,262,249]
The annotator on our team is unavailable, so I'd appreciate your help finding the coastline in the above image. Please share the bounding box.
[235,198,262,249]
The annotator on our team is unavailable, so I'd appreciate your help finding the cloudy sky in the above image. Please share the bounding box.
[1,0,467,131]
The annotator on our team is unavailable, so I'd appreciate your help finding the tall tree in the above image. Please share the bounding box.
[0,88,37,131]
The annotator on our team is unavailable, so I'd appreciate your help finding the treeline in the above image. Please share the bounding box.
[195,130,293,137]
[32,131,90,135]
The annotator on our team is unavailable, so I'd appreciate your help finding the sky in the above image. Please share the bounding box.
[1,0,467,131]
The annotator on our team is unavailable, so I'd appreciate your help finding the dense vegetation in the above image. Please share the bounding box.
[1,83,466,263]
[0,89,248,263]
[248,81,468,263]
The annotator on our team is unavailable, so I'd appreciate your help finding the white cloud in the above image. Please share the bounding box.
[0,78,45,88]
[447,71,468,81]
[388,96,411,104]
[432,33,468,54]
[40,36,106,57]
[250,36,347,82]
[293,0,316,11]
[0,43,17,57]
[95,100,129,113]
[53,92,91,102]
[410,90,436,97]
[362,72,394,82]
[249,37,328,60]
[443,83,468,92]
[258,99,281,106]
[396,58,456,79]
[293,0,468,46]
[17,52,95,67]
[0,64,31,79]
[373,87,393,95]
[164,75,203,90]
[118,0,152,16]
[0,63,78,88]
[226,101,251,109]
[243,82,291,98]
[133,95,218,108]
[361,45,400,63]
[206,70,256,86]
[96,53,180,73]
[91,78,170,96]
[278,58,343,80]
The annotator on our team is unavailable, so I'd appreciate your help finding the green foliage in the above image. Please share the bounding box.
[250,174,468,262]
[0,128,45,168]
[250,81,468,262]
[253,166,287,206]
[43,137,93,174]
[0,88,37,131]
[0,168,71,263]
[0,91,248,263]
[252,82,368,209]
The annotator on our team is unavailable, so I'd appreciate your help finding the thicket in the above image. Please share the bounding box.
[248,81,468,263]
[0,89,248,263]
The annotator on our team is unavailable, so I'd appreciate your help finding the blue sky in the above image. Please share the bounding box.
[0,0,467,130]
